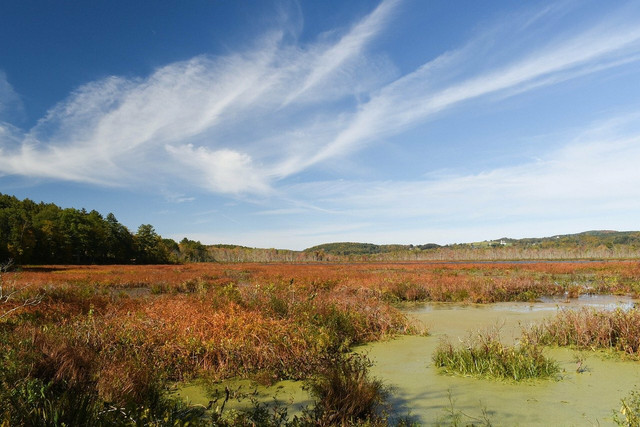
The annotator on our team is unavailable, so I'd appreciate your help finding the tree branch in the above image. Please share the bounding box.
[0,259,44,319]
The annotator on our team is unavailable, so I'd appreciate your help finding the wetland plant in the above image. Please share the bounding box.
[614,388,640,426]
[432,329,560,381]
[526,307,640,357]
[304,352,390,426]
[436,390,493,427]
[206,352,392,426]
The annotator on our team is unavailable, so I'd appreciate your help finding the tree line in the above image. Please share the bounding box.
[0,193,324,265]
[3,192,639,265]
[0,193,180,264]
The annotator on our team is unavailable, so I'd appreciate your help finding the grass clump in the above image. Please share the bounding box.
[304,352,389,426]
[432,329,560,381]
[526,307,640,357]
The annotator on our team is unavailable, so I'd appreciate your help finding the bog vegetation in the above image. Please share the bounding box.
[3,261,640,423]
[433,329,560,381]
[525,307,640,357]
[0,261,419,425]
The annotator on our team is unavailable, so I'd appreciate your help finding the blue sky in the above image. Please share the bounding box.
[2,0,640,250]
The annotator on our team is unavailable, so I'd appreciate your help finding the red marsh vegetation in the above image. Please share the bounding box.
[1,260,639,423]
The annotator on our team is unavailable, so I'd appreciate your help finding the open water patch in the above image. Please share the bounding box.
[360,297,640,425]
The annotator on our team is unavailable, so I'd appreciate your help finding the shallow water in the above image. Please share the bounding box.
[177,295,640,425]
[363,295,640,425]
[175,378,311,415]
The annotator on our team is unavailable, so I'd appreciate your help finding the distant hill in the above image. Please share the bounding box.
[474,230,640,248]
[304,231,640,257]
[304,242,440,256]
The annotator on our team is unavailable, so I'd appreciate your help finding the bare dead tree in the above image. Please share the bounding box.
[0,259,44,320]
[0,258,14,274]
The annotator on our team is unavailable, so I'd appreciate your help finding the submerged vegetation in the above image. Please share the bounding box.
[432,329,560,381]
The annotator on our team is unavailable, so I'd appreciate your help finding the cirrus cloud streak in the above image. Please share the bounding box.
[0,0,639,243]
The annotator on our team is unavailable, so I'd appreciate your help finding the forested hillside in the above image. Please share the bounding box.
[0,193,174,264]
[304,232,640,261]
[0,193,310,265]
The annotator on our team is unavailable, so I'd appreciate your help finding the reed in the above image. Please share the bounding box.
[526,307,640,357]
[6,261,640,305]
[0,267,417,424]
[304,352,389,426]
[433,329,560,381]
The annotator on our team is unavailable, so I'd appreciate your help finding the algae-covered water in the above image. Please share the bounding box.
[176,378,312,415]
[177,295,640,425]
[363,295,640,425]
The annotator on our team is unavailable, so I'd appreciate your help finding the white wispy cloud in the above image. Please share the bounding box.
[0,1,398,192]
[1,0,640,206]
[243,111,640,248]
[281,0,399,106]
[0,71,21,118]
[165,144,270,194]
[284,112,640,223]
[303,8,640,167]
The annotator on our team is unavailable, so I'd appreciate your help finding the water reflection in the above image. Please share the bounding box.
[408,293,638,314]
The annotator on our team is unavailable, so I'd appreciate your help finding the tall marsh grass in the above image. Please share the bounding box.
[0,269,417,424]
[305,353,389,426]
[8,261,640,304]
[433,329,560,381]
[526,307,640,357]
